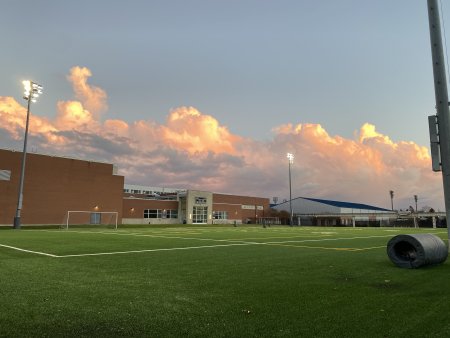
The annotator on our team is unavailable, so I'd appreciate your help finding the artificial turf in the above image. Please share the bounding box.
[0,225,449,337]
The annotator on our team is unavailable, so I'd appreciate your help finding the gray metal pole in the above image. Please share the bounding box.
[289,160,293,226]
[13,97,32,229]
[427,0,450,245]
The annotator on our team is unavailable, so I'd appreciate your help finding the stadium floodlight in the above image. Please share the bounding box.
[13,80,43,229]
[389,190,394,211]
[287,153,294,226]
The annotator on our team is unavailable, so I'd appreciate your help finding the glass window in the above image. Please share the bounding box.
[213,211,228,220]
[143,209,178,219]
[193,206,208,223]
[166,210,178,219]
[144,209,162,218]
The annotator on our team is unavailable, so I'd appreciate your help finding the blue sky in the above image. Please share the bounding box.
[1,1,446,144]
[1,1,449,210]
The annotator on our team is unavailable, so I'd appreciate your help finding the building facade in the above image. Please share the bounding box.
[0,148,269,226]
[122,187,269,225]
[0,148,124,225]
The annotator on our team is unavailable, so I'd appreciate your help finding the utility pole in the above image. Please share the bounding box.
[427,0,450,246]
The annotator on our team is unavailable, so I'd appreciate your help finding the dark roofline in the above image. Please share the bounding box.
[272,196,390,212]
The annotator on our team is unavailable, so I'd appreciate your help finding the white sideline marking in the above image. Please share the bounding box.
[0,244,58,257]
[6,230,446,258]
[56,242,263,258]
[63,230,253,244]
[267,232,448,244]
[268,234,394,244]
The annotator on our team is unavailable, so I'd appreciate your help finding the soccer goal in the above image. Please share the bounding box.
[64,211,118,230]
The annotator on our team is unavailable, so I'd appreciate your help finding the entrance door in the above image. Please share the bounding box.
[90,212,101,225]
[193,206,208,224]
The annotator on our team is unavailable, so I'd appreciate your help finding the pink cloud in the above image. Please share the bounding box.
[67,66,107,116]
[161,106,242,154]
[0,66,444,210]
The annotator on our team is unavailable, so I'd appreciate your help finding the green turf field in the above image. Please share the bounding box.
[1,225,449,337]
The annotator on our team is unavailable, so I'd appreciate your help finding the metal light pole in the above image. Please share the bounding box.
[13,80,43,229]
[427,0,450,246]
[287,153,294,226]
[389,190,394,211]
[414,195,418,213]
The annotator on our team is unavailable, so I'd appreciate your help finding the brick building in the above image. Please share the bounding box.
[0,148,269,226]
[0,148,124,225]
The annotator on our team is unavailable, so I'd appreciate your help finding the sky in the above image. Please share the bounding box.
[1,0,450,211]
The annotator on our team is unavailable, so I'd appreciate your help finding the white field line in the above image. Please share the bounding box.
[267,232,448,244]
[59,229,336,243]
[5,230,447,258]
[62,230,255,244]
[56,242,264,258]
[222,234,335,241]
[0,244,58,257]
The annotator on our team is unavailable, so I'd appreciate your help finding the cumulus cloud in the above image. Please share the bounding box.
[268,122,440,209]
[67,66,107,116]
[0,66,444,210]
[161,106,242,154]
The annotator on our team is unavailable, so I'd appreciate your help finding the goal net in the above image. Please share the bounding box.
[64,211,118,230]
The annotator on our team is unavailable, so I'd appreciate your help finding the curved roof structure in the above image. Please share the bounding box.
[301,197,390,212]
[272,196,391,215]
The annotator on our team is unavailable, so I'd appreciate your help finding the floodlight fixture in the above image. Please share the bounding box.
[287,152,294,164]
[13,79,43,229]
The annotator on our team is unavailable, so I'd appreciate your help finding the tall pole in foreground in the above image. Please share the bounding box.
[287,153,294,226]
[13,80,43,229]
[427,0,450,246]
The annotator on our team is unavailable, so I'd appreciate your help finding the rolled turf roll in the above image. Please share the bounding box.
[387,234,448,269]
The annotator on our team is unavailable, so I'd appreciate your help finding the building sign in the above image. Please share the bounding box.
[195,197,207,204]
[241,205,264,210]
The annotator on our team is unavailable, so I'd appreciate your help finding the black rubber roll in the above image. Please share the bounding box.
[387,234,448,268]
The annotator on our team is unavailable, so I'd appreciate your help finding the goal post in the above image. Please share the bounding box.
[65,211,118,229]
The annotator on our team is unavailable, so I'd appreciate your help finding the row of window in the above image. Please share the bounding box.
[141,209,228,220]
[213,211,228,219]
[144,209,178,219]
[125,189,164,195]
[193,206,208,223]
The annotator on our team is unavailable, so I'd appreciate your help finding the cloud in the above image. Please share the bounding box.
[161,106,242,154]
[67,66,107,116]
[56,100,98,131]
[0,66,444,210]
[268,122,440,209]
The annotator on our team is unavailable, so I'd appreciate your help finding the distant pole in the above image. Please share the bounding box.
[414,195,418,213]
[389,190,394,211]
[427,0,450,245]
[13,80,43,229]
[287,153,294,226]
